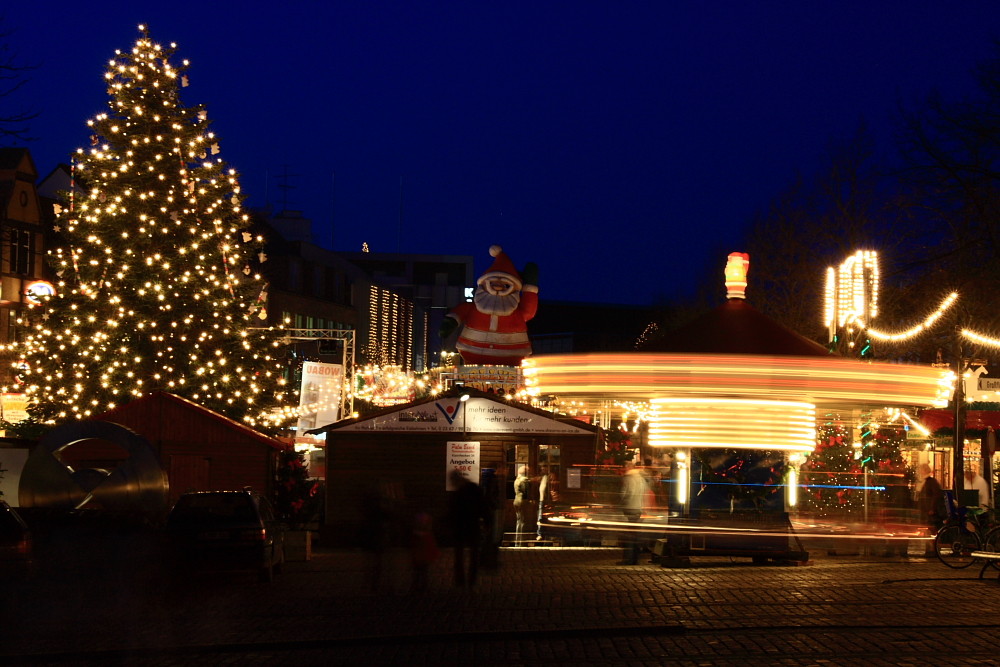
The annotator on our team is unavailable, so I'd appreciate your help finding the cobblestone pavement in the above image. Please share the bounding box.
[4,535,1000,666]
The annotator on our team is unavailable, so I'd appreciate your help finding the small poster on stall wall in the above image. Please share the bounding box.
[446,441,480,490]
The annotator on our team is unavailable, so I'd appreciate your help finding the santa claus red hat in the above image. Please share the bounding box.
[478,244,522,289]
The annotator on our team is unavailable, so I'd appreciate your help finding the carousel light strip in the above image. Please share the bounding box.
[648,397,816,451]
[523,353,950,407]
[851,292,958,342]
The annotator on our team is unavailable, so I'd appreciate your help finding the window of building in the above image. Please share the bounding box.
[313,265,325,298]
[9,229,33,275]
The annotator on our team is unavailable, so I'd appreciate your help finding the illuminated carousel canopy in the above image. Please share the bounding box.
[523,253,950,453]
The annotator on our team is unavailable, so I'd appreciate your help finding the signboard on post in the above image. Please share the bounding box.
[296,362,343,433]
[0,393,28,424]
[446,441,480,490]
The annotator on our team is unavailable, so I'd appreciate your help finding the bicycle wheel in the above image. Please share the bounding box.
[935,524,980,568]
[980,526,1000,570]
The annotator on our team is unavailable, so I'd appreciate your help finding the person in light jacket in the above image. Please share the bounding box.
[513,465,531,546]
[619,461,648,564]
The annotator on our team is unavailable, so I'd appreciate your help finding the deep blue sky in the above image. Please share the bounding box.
[5,3,998,305]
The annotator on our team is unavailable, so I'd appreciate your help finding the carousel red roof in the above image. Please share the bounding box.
[641,298,834,357]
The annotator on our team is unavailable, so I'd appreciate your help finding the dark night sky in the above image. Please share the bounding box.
[5,2,998,305]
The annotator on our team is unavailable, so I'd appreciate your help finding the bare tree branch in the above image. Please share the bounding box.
[0,17,39,142]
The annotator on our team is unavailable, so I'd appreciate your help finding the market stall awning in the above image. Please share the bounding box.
[919,408,1000,433]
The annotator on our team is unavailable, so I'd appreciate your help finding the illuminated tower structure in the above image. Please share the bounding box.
[824,250,879,358]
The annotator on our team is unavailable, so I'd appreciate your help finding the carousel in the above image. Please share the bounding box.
[524,253,950,562]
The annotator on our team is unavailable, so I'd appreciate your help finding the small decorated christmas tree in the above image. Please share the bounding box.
[273,447,320,528]
[12,26,289,430]
[801,415,864,516]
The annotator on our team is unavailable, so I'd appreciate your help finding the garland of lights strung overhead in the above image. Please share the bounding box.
[824,250,1000,349]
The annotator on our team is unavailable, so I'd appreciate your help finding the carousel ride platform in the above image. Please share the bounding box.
[648,509,810,566]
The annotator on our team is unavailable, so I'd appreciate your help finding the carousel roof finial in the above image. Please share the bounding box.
[724,252,750,300]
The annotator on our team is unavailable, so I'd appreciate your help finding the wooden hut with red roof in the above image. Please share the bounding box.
[58,391,285,503]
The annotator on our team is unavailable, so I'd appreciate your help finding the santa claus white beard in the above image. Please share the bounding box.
[474,289,520,316]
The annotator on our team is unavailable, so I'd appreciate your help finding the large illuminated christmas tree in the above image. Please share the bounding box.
[14,26,289,430]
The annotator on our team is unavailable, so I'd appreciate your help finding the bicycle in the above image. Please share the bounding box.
[977,518,1000,565]
[934,493,997,569]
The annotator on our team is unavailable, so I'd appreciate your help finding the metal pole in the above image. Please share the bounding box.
[954,326,966,497]
[863,468,869,523]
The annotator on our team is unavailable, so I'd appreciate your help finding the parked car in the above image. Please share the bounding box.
[164,489,285,582]
[0,500,33,576]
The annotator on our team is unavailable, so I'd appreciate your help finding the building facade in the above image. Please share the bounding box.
[0,150,53,377]
[259,228,420,378]
[338,251,473,371]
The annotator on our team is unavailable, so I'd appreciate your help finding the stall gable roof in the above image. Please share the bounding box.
[96,391,285,450]
[312,391,598,435]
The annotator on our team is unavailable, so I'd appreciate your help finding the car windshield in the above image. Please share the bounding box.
[168,494,257,526]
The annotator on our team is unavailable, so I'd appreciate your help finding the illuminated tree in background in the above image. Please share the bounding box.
[802,415,863,515]
[802,410,912,517]
[12,26,289,430]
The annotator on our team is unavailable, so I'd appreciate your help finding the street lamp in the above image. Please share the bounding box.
[460,392,470,437]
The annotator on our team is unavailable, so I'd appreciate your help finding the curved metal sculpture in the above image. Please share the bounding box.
[19,420,169,513]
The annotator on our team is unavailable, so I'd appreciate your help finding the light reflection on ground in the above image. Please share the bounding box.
[539,506,933,545]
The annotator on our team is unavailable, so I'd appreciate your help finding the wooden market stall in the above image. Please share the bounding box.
[307,388,600,546]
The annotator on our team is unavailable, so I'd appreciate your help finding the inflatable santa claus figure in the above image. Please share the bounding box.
[441,245,539,366]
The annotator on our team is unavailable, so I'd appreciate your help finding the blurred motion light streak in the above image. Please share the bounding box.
[650,398,816,451]
[524,353,949,407]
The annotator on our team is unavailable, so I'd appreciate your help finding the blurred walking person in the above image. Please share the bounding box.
[409,511,440,594]
[360,480,403,592]
[513,465,530,546]
[481,465,503,569]
[965,467,991,509]
[618,461,648,565]
[536,465,551,541]
[446,469,488,587]
[917,464,946,557]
